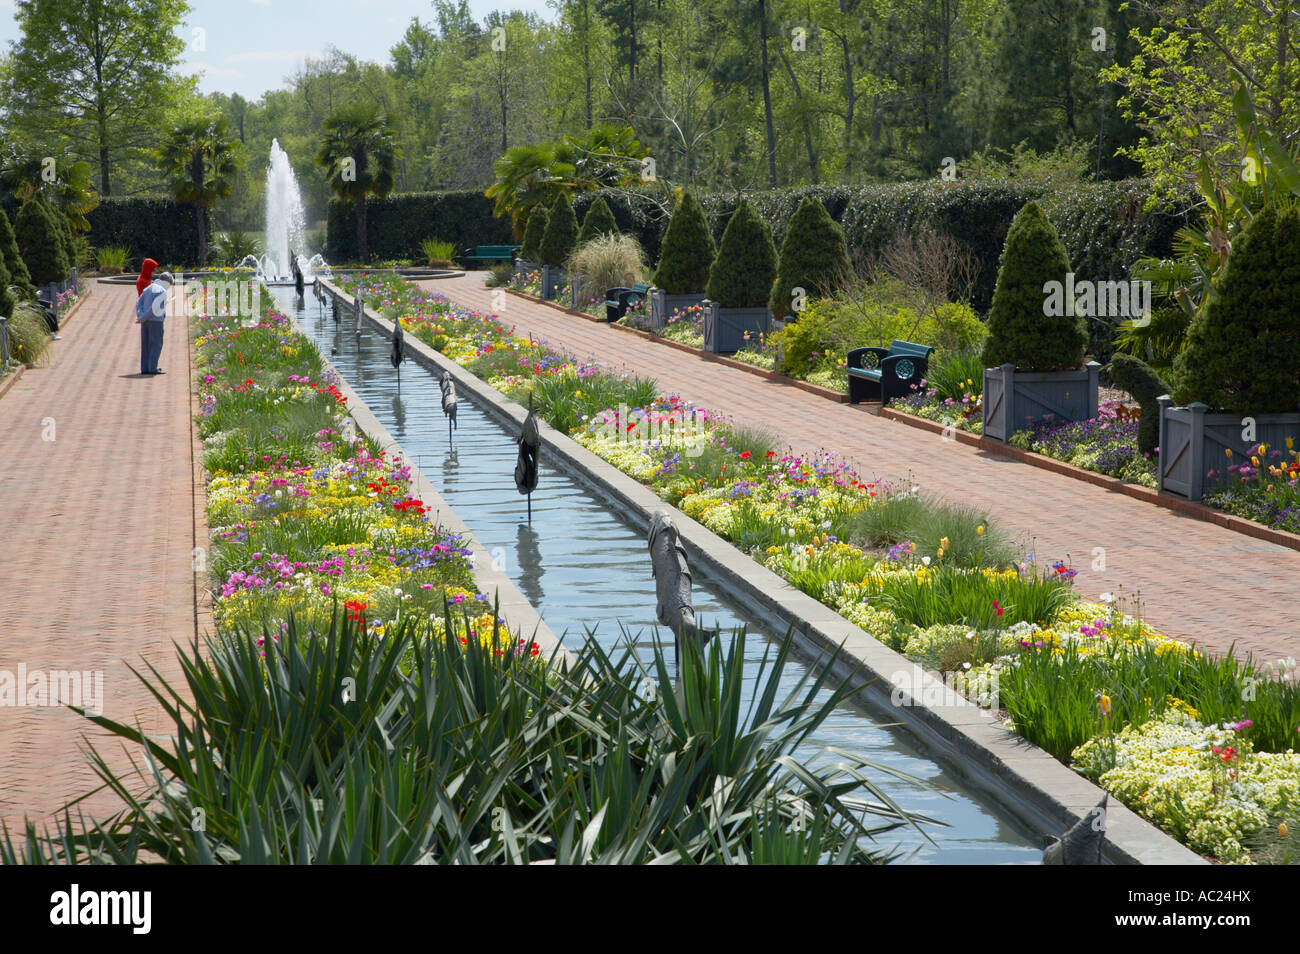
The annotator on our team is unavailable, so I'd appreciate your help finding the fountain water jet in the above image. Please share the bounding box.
[264,139,308,281]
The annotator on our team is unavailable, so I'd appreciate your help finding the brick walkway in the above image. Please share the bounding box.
[422,273,1300,663]
[0,283,200,837]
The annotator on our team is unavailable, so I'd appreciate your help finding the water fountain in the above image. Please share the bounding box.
[264,139,307,281]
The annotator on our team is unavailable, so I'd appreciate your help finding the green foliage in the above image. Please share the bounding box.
[55,208,78,269]
[652,191,715,294]
[770,197,851,319]
[155,115,242,265]
[538,194,579,268]
[325,192,512,264]
[14,198,69,284]
[1107,354,1170,456]
[5,300,51,366]
[419,237,457,265]
[981,201,1085,372]
[1173,206,1300,413]
[1114,304,1192,374]
[865,566,1073,631]
[567,233,645,295]
[705,201,777,309]
[519,202,548,261]
[0,254,12,319]
[84,196,204,267]
[925,348,986,402]
[576,195,619,247]
[316,102,400,261]
[208,230,260,267]
[0,206,34,298]
[1,614,928,864]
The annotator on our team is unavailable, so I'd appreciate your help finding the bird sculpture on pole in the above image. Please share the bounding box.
[440,371,458,442]
[1042,795,1108,864]
[514,394,540,522]
[647,509,700,664]
[354,290,364,335]
[291,248,305,298]
[389,320,405,391]
[314,278,325,317]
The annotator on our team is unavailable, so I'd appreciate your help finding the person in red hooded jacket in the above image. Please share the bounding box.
[136,258,158,296]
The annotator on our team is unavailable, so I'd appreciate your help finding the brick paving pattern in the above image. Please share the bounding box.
[422,273,1300,663]
[0,283,199,836]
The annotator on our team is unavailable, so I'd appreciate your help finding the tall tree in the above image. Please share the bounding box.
[315,103,400,262]
[156,115,242,266]
[2,0,191,196]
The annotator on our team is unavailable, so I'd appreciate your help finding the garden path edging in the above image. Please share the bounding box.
[502,287,848,404]
[876,405,1300,555]
[0,364,25,403]
[285,309,567,662]
[323,279,1206,866]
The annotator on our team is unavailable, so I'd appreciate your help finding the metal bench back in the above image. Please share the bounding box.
[888,339,934,358]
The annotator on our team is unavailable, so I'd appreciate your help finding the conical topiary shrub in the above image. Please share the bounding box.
[1108,353,1170,456]
[14,199,69,286]
[576,196,619,248]
[538,195,578,268]
[0,206,34,299]
[769,196,851,320]
[980,201,1085,372]
[1172,205,1300,414]
[520,203,548,261]
[705,201,777,308]
[0,256,15,320]
[56,209,78,272]
[654,191,715,294]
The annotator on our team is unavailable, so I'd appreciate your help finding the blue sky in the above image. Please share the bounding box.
[0,0,555,100]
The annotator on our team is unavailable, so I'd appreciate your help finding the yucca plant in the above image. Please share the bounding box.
[2,608,937,864]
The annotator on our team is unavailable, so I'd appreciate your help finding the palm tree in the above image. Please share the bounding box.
[315,103,400,263]
[156,117,242,266]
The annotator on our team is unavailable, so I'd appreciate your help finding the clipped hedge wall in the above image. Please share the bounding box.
[84,196,206,268]
[574,180,1194,321]
[326,191,513,263]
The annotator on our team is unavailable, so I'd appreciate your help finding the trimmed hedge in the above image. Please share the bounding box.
[0,206,35,298]
[85,197,205,268]
[326,191,513,263]
[15,199,69,285]
[576,196,619,247]
[705,201,777,309]
[574,180,1193,320]
[770,196,850,319]
[538,195,578,268]
[652,191,715,294]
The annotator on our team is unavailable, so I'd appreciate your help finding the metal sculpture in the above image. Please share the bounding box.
[440,371,458,442]
[354,290,364,335]
[647,509,700,660]
[291,249,304,298]
[514,395,540,522]
[1043,794,1108,865]
[389,321,405,391]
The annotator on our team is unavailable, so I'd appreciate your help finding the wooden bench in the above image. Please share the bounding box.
[604,282,652,322]
[460,245,520,268]
[847,339,934,406]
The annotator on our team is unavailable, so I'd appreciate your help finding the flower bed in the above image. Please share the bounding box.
[1007,402,1157,488]
[194,286,533,658]
[345,273,1300,862]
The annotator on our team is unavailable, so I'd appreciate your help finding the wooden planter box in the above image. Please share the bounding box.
[514,259,538,282]
[1157,398,1300,501]
[982,362,1101,441]
[541,265,566,301]
[650,289,708,331]
[702,302,771,354]
[569,276,594,311]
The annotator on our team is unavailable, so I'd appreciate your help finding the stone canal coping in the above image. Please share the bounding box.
[316,278,1206,866]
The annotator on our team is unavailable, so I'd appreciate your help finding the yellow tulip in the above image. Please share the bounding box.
[1287,437,1295,450]
[940,536,950,549]
[1280,822,1290,839]
[1098,693,1112,717]
[1225,448,1233,458]
[976,525,984,536]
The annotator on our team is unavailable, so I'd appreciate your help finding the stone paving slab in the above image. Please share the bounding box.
[421,273,1300,663]
[0,283,198,836]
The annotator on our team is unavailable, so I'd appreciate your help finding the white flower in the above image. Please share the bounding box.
[962,662,972,670]
[965,630,975,640]
[1100,592,1115,603]
[921,556,931,566]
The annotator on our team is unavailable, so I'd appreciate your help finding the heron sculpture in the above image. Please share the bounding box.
[354,290,364,335]
[648,509,700,664]
[514,394,540,522]
[291,249,305,298]
[389,320,405,391]
[440,371,458,442]
[1043,795,1108,864]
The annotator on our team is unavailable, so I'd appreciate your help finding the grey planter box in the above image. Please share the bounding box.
[1157,398,1300,501]
[569,276,594,311]
[702,301,771,354]
[513,259,537,282]
[650,289,708,331]
[541,265,566,301]
[982,361,1101,441]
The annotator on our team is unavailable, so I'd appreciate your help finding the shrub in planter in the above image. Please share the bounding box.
[56,210,78,271]
[0,206,34,298]
[539,195,578,268]
[654,191,715,294]
[576,196,619,247]
[769,196,851,320]
[520,203,548,262]
[567,233,645,299]
[14,199,69,285]
[1108,353,1169,456]
[980,201,1085,372]
[705,200,777,308]
[1172,205,1300,415]
[0,256,14,319]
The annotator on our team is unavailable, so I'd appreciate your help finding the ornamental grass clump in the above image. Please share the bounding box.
[980,201,1085,371]
[769,196,851,320]
[705,200,778,308]
[653,190,715,294]
[567,233,645,297]
[2,615,932,865]
[1173,205,1300,414]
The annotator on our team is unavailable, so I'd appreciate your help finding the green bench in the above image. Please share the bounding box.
[847,339,934,406]
[460,245,520,268]
[604,282,652,322]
